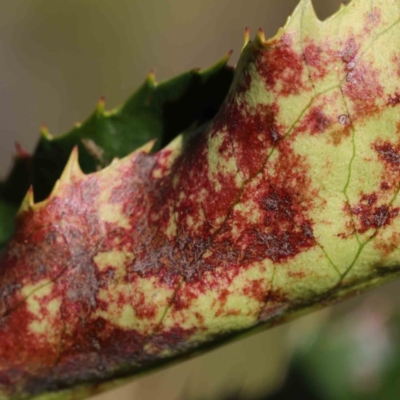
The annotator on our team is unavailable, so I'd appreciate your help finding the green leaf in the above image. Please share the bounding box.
[31,56,233,201]
[0,201,17,247]
[2,0,400,399]
[0,56,233,246]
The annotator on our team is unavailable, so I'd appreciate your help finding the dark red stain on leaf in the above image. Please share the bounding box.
[329,115,352,146]
[210,141,317,266]
[375,142,400,169]
[258,289,288,322]
[352,198,399,233]
[213,98,283,179]
[343,60,384,118]
[295,106,332,135]
[236,68,253,95]
[243,278,268,303]
[349,142,400,235]
[304,42,331,81]
[341,37,359,65]
[148,327,196,353]
[387,92,400,106]
[364,8,381,34]
[257,34,309,97]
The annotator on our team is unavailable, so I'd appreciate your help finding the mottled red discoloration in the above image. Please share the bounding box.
[171,266,242,312]
[346,141,400,236]
[304,42,331,81]
[148,327,196,354]
[15,142,30,159]
[257,34,309,97]
[343,60,384,118]
[0,305,59,369]
[351,193,399,233]
[213,99,283,179]
[3,13,388,396]
[258,289,288,322]
[340,37,359,65]
[381,182,391,191]
[329,115,352,146]
[243,279,268,303]
[364,8,381,34]
[375,231,400,256]
[236,69,253,95]
[392,55,400,77]
[295,106,332,135]
[211,141,317,265]
[375,142,400,170]
[287,271,306,279]
[387,92,400,106]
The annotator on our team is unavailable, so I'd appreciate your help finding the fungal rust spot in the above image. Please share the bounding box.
[295,106,332,135]
[213,99,283,178]
[217,141,317,265]
[375,142,400,169]
[303,41,332,81]
[257,34,308,97]
[388,92,400,107]
[352,199,399,233]
[343,60,384,118]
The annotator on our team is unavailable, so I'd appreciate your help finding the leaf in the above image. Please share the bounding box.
[0,201,17,247]
[2,0,400,398]
[0,58,233,247]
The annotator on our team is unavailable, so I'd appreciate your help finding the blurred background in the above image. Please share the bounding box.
[2,1,400,399]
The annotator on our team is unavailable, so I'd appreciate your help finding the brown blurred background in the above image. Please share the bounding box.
[0,1,369,399]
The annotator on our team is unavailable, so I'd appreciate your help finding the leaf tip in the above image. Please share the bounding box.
[242,26,251,50]
[302,0,320,23]
[18,186,34,214]
[96,96,106,114]
[256,28,266,44]
[147,69,156,86]
[141,139,157,154]
[14,142,30,159]
[59,145,84,186]
[40,124,52,140]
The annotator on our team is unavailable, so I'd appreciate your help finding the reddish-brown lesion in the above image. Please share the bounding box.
[363,8,381,34]
[342,59,384,119]
[303,41,334,82]
[351,194,399,234]
[345,141,400,237]
[212,97,283,180]
[0,25,368,397]
[208,140,317,267]
[257,34,311,97]
[294,106,332,136]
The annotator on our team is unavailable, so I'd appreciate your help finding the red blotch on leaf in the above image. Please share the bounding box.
[257,34,308,97]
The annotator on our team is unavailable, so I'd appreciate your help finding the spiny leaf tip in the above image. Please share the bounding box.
[40,124,52,140]
[14,142,30,159]
[58,145,84,186]
[242,27,251,49]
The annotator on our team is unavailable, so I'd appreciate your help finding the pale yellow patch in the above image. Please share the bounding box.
[22,281,53,316]
[21,282,62,337]
[152,168,163,179]
[30,298,62,334]
[94,276,175,334]
[99,203,131,230]
[164,210,177,239]
[161,262,274,343]
[93,250,134,277]
[207,130,241,192]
